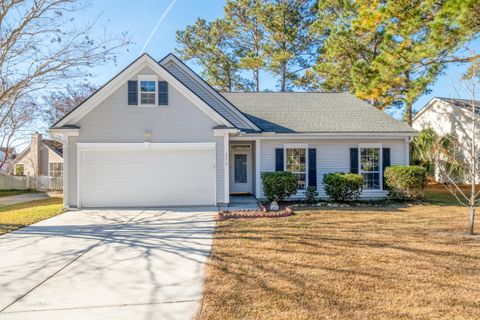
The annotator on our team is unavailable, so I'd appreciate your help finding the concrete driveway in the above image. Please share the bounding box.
[0,208,217,320]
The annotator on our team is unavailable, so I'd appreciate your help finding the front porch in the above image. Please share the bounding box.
[227,141,260,205]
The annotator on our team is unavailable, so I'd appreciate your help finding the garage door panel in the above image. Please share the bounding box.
[80,148,215,207]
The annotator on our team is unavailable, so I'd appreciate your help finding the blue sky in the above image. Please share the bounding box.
[76,0,480,114]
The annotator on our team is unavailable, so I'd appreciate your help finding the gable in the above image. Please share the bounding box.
[52,54,234,129]
[76,66,220,142]
[160,54,260,132]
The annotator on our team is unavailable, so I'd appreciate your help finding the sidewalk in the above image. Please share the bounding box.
[0,193,49,206]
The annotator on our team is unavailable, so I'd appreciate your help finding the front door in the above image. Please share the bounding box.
[230,145,253,194]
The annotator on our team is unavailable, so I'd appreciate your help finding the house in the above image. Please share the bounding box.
[10,132,63,177]
[413,97,480,183]
[49,53,416,209]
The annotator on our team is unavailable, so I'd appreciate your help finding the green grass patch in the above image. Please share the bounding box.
[0,189,34,197]
[0,197,65,235]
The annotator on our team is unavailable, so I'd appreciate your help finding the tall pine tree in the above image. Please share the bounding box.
[314,0,480,124]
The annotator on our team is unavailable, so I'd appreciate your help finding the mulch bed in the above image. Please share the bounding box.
[217,206,293,221]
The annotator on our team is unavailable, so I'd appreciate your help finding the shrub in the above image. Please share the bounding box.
[261,171,298,202]
[323,173,363,202]
[305,186,318,204]
[384,165,427,200]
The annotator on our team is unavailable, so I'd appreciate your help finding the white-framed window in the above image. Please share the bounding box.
[138,75,158,106]
[284,144,308,190]
[359,144,382,190]
[49,162,63,177]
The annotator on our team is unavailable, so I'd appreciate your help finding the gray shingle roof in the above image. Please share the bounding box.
[436,97,480,112]
[42,139,63,157]
[220,92,416,133]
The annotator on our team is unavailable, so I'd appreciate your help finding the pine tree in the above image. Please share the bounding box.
[314,0,480,124]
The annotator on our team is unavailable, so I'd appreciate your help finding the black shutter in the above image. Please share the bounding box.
[350,148,359,173]
[128,80,138,105]
[382,148,391,189]
[158,81,168,105]
[275,148,284,171]
[308,148,317,188]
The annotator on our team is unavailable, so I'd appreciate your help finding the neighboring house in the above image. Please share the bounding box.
[11,132,63,177]
[50,53,416,209]
[413,97,480,183]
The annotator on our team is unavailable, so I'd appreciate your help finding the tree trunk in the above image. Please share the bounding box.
[254,69,259,92]
[469,206,475,235]
[280,62,286,92]
[404,100,413,126]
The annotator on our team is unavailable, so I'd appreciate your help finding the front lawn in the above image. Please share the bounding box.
[0,197,64,235]
[200,189,480,319]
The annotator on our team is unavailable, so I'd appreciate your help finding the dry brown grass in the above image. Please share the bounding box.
[200,202,480,319]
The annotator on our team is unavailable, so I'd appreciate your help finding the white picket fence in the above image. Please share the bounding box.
[0,174,63,191]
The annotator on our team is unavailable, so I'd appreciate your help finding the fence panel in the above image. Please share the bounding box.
[0,174,62,191]
[0,174,28,190]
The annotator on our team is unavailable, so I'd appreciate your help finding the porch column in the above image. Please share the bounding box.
[255,139,261,198]
[223,133,230,204]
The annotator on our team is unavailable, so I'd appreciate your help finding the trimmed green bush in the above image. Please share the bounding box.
[305,186,318,204]
[261,171,298,202]
[323,173,363,202]
[384,165,427,200]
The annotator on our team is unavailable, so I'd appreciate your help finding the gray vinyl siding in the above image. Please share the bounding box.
[163,62,253,130]
[66,67,225,206]
[259,139,408,199]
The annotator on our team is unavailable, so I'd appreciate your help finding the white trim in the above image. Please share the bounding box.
[76,142,217,208]
[231,132,417,141]
[213,128,239,136]
[412,97,442,122]
[160,54,261,131]
[76,142,216,151]
[358,143,382,149]
[77,147,82,209]
[49,128,79,136]
[223,133,230,203]
[54,54,233,128]
[284,143,309,149]
[255,139,261,198]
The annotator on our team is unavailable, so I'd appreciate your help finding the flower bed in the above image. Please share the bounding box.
[217,206,293,221]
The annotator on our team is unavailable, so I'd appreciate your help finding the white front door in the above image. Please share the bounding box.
[230,145,253,194]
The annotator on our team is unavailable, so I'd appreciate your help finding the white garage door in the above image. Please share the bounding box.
[78,145,216,207]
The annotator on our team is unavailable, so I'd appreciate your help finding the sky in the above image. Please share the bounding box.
[27,0,479,142]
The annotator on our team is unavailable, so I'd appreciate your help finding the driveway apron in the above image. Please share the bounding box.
[0,208,216,320]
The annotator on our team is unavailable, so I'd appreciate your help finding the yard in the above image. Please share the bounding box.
[200,186,480,320]
[0,197,64,235]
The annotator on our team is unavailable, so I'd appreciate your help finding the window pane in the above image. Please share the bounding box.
[141,93,155,104]
[362,172,380,189]
[296,173,306,190]
[140,81,155,92]
[234,154,247,183]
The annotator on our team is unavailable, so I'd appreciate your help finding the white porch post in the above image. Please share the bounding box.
[224,133,230,204]
[50,128,79,210]
[405,137,410,165]
[255,139,261,198]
